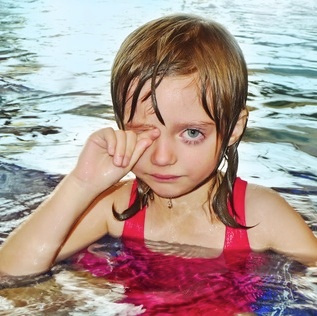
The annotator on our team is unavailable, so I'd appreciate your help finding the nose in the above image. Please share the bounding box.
[150,135,177,166]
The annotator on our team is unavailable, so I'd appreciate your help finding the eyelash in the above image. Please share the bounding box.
[182,129,205,145]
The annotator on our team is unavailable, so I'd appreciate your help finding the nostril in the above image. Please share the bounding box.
[150,140,176,166]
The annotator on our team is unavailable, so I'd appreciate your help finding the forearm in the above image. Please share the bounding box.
[0,128,157,276]
[0,174,99,276]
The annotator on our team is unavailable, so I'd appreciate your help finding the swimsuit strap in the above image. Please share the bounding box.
[224,177,251,252]
[122,180,146,240]
[123,178,251,253]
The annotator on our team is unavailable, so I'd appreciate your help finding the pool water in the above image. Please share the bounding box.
[0,0,317,315]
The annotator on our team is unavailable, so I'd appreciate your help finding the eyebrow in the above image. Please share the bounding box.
[125,122,156,130]
[174,121,214,130]
[125,121,214,130]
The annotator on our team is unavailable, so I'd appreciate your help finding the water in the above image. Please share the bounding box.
[0,0,317,314]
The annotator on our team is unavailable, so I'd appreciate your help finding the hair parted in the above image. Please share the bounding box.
[111,14,248,228]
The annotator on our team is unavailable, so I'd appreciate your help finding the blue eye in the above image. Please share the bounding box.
[182,129,204,144]
[186,129,201,138]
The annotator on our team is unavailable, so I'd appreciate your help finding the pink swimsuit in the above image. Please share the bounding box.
[75,178,261,315]
[122,177,251,256]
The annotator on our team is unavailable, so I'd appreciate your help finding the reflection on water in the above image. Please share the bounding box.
[0,0,316,177]
[0,0,317,314]
[0,270,141,315]
[1,233,316,315]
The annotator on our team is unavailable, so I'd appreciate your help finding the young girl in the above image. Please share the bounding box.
[0,14,316,277]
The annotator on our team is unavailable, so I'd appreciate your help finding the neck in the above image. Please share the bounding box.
[151,177,218,219]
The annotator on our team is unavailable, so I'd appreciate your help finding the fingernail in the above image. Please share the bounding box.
[114,155,123,165]
[122,157,130,167]
[153,128,160,136]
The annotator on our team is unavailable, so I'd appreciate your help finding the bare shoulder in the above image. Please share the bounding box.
[245,183,293,223]
[245,182,310,228]
[244,182,317,265]
[245,182,307,231]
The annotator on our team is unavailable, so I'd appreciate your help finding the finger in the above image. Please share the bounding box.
[118,129,160,167]
[88,127,116,156]
[121,131,137,167]
[112,130,128,166]
[103,128,117,156]
[137,128,161,142]
[128,128,160,167]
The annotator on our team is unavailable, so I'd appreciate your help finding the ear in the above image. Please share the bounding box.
[228,109,248,146]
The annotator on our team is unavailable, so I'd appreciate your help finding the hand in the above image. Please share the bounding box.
[70,127,160,194]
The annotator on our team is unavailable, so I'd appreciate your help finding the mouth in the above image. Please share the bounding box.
[150,174,181,182]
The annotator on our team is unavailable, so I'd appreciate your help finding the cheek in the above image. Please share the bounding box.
[185,145,219,173]
[187,153,217,172]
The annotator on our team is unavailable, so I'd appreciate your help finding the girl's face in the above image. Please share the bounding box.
[125,75,220,199]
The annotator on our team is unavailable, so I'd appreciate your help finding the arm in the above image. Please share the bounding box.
[0,128,159,276]
[54,180,130,262]
[0,174,99,276]
[246,184,317,266]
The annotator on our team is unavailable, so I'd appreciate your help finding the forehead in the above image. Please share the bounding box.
[124,75,213,125]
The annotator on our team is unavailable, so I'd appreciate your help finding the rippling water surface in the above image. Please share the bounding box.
[0,0,317,315]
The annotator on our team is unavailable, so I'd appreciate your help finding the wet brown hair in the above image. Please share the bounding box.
[111,14,248,227]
